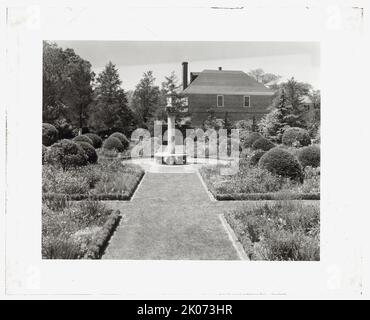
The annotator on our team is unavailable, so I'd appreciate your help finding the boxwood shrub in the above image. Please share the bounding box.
[109,132,129,150]
[242,132,262,149]
[298,145,320,168]
[252,137,275,151]
[76,141,98,164]
[103,136,125,152]
[73,135,94,146]
[44,139,88,170]
[259,147,303,182]
[282,127,311,147]
[250,150,266,166]
[84,133,103,148]
[42,123,59,146]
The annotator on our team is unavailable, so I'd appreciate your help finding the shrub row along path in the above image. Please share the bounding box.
[103,171,248,260]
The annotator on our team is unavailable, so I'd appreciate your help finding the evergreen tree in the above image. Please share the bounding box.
[88,61,134,135]
[131,71,161,129]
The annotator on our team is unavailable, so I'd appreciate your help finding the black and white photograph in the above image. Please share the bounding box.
[1,0,369,302]
[41,41,321,261]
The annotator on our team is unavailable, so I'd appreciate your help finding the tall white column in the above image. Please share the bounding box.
[167,114,176,154]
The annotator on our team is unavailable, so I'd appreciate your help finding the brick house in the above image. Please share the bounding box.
[181,62,274,126]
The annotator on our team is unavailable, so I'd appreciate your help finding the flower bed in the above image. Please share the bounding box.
[43,158,144,200]
[42,198,121,259]
[225,201,320,261]
[199,161,320,201]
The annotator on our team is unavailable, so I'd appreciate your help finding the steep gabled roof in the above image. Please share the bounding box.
[183,70,274,95]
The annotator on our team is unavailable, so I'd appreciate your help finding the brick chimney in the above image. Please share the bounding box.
[182,62,188,90]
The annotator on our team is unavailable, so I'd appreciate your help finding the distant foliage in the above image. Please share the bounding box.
[44,139,88,170]
[282,127,311,147]
[298,145,320,168]
[252,137,275,151]
[242,132,262,149]
[109,132,130,150]
[73,135,94,146]
[84,133,103,148]
[259,147,303,182]
[42,123,59,146]
[76,141,98,164]
[103,136,125,152]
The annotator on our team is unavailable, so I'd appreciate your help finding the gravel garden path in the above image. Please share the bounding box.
[102,172,244,260]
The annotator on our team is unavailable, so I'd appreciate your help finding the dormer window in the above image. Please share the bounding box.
[244,96,250,108]
[217,95,224,107]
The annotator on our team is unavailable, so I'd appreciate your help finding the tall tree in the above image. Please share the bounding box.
[88,61,135,135]
[131,71,161,128]
[43,41,94,134]
[157,71,189,125]
[248,68,281,84]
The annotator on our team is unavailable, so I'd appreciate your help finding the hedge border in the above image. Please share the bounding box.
[214,192,320,201]
[43,170,145,201]
[84,210,122,259]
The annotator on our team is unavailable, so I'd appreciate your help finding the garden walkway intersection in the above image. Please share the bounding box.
[103,162,248,260]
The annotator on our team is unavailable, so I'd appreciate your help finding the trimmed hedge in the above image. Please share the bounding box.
[76,141,98,164]
[44,139,87,170]
[298,145,320,168]
[84,211,122,259]
[42,123,59,146]
[249,150,266,166]
[103,136,125,152]
[282,127,311,147]
[259,147,303,182]
[84,133,103,149]
[73,135,94,146]
[252,137,275,151]
[110,132,130,150]
[242,132,262,149]
[215,192,320,201]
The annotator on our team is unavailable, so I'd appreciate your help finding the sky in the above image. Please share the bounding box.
[55,41,320,91]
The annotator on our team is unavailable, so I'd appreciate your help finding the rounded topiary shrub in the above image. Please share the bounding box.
[84,133,103,149]
[44,139,87,170]
[282,127,311,147]
[103,136,124,152]
[249,150,266,166]
[298,145,320,168]
[242,132,262,149]
[252,137,275,151]
[109,132,129,150]
[73,135,94,146]
[75,141,98,164]
[259,147,303,182]
[42,123,59,146]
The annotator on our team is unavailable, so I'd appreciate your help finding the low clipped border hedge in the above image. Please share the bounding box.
[215,192,320,201]
[43,171,145,201]
[84,210,122,259]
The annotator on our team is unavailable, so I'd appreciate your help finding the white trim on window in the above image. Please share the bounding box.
[217,95,224,107]
[243,95,251,108]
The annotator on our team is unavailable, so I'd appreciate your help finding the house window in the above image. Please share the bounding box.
[244,96,250,107]
[217,95,224,107]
